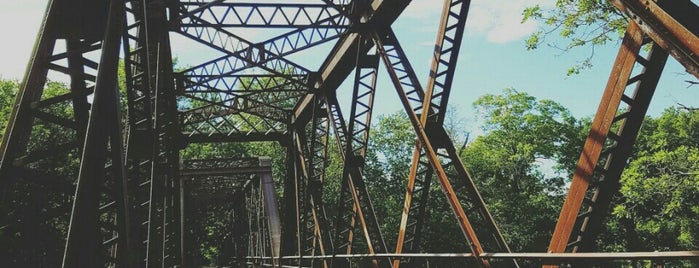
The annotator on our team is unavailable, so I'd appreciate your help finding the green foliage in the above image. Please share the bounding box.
[0,79,19,142]
[523,0,627,74]
[609,108,699,252]
[369,112,414,183]
[616,146,699,249]
[0,79,78,267]
[365,112,413,245]
[3,69,699,263]
[463,89,583,252]
[473,88,583,177]
[361,90,586,254]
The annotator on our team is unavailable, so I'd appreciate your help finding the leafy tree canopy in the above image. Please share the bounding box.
[523,0,627,75]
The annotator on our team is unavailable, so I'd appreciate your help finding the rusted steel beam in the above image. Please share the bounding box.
[488,251,699,261]
[304,99,333,268]
[423,0,471,124]
[548,22,643,260]
[293,0,412,124]
[394,1,471,266]
[547,21,645,258]
[612,0,699,77]
[373,29,489,267]
[180,166,272,176]
[143,0,181,264]
[273,250,699,260]
[547,20,669,267]
[280,133,299,261]
[328,36,386,267]
[0,0,132,266]
[325,93,388,267]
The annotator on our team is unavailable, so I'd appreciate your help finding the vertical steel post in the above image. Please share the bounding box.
[260,157,282,266]
[281,129,302,262]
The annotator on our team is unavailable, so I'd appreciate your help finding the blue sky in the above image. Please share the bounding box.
[2,0,698,135]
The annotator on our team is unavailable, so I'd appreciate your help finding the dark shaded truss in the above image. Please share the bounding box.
[0,0,698,267]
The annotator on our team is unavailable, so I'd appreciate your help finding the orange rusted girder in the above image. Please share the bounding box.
[394,0,471,267]
[612,0,699,77]
[546,21,645,261]
[373,29,490,267]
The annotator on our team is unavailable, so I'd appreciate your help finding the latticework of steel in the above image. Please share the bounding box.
[0,0,698,267]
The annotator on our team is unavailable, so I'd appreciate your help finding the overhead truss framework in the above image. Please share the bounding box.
[0,0,697,267]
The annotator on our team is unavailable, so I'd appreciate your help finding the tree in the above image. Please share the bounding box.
[0,79,80,267]
[363,90,585,255]
[610,108,699,254]
[523,0,627,75]
[365,112,414,245]
[462,89,584,252]
[616,146,699,250]
[0,79,19,142]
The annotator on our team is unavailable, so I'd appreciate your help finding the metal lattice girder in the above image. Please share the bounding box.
[326,94,388,267]
[293,0,412,123]
[373,28,516,267]
[176,17,312,82]
[124,0,184,266]
[394,2,470,265]
[123,0,153,133]
[246,174,276,266]
[180,108,288,140]
[0,0,128,267]
[303,97,334,267]
[4,0,698,266]
[383,9,515,255]
[181,157,271,174]
[327,35,384,264]
[280,108,332,268]
[180,74,307,92]
[1,39,100,167]
[345,39,379,162]
[123,1,155,265]
[611,0,699,78]
[63,0,131,266]
[422,0,471,125]
[177,2,349,28]
[178,49,309,91]
[180,90,294,122]
[287,126,331,267]
[179,157,273,266]
[174,1,346,93]
[174,0,350,59]
[281,133,301,259]
[546,21,669,265]
[0,2,96,171]
[178,74,306,121]
[257,18,347,57]
[148,45,182,268]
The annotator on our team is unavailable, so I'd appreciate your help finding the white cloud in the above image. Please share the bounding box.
[404,0,554,44]
[468,0,553,44]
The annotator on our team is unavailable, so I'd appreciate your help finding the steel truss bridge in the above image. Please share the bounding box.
[0,0,698,267]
